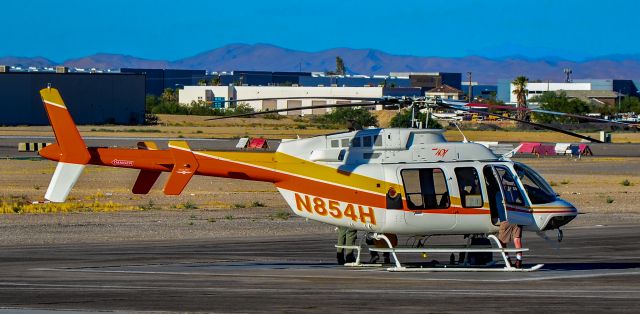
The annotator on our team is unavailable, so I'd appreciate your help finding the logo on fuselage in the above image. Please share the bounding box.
[432,148,449,157]
[111,159,134,167]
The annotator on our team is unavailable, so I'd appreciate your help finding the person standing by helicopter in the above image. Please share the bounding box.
[484,167,524,268]
[336,227,357,265]
[498,221,523,268]
[494,173,524,269]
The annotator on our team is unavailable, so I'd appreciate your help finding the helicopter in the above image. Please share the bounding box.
[37,87,633,271]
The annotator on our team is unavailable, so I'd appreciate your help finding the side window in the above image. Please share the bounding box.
[363,136,372,147]
[330,139,339,148]
[495,167,525,206]
[351,137,361,147]
[340,138,350,147]
[373,135,382,147]
[455,167,483,208]
[401,168,450,210]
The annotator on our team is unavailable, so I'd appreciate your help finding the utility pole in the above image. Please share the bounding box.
[467,72,473,101]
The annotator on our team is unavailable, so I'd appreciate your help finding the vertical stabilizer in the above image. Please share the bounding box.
[44,162,86,202]
[39,87,91,202]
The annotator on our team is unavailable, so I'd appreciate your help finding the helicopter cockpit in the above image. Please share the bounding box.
[396,159,576,234]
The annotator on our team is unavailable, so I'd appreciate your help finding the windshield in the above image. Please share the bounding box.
[514,163,557,204]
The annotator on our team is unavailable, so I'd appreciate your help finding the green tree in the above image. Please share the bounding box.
[233,102,255,115]
[530,91,592,123]
[160,88,178,103]
[511,76,529,121]
[619,96,640,113]
[313,107,378,128]
[389,109,441,129]
[197,79,207,86]
[145,94,160,112]
[336,56,346,75]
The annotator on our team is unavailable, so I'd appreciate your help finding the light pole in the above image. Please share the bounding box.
[467,72,472,101]
[618,88,624,113]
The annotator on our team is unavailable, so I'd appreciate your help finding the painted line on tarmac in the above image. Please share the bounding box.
[0,281,639,299]
[29,266,640,283]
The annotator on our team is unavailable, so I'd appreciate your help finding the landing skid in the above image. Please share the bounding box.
[340,233,544,272]
[387,263,545,272]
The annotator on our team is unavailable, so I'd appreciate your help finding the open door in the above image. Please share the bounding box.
[486,165,535,226]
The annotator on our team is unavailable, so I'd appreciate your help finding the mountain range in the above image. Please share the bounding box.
[2,43,640,83]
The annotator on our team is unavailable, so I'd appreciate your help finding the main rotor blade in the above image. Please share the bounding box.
[438,103,604,143]
[204,101,378,121]
[221,96,384,103]
[442,100,636,126]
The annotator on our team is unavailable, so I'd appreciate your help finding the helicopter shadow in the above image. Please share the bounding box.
[540,262,640,271]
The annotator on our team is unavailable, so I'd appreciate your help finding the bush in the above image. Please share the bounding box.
[270,210,291,220]
[263,113,286,120]
[390,109,441,129]
[146,92,255,117]
[251,201,266,207]
[312,107,378,128]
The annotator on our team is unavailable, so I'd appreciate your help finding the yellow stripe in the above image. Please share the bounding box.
[168,141,191,151]
[199,151,402,195]
[39,88,66,108]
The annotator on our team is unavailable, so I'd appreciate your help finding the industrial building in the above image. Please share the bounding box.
[121,68,206,96]
[497,79,640,105]
[178,85,388,115]
[0,71,145,125]
[390,72,462,91]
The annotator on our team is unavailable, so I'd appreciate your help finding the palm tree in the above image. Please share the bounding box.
[512,76,529,121]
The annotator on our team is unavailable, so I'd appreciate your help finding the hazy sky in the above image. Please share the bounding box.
[1,0,637,62]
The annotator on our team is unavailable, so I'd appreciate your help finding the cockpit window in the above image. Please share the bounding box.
[515,163,557,204]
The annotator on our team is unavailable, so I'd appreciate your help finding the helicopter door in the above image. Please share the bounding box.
[400,167,456,231]
[487,165,533,226]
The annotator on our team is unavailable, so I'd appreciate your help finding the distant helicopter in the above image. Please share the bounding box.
[37,87,633,271]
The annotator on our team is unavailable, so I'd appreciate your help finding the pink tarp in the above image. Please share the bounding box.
[517,142,541,154]
[516,142,556,155]
[247,138,268,149]
[578,144,593,155]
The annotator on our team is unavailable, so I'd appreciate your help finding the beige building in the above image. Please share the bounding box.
[425,84,463,100]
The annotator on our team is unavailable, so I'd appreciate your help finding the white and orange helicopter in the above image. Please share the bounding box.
[37,87,628,272]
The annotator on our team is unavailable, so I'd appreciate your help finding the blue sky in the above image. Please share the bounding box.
[1,0,638,62]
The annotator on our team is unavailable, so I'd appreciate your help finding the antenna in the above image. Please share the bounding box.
[450,121,468,143]
[563,68,572,83]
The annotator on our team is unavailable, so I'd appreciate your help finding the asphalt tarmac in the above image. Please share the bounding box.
[0,224,639,312]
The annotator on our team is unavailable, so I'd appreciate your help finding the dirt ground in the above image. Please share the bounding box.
[0,156,639,246]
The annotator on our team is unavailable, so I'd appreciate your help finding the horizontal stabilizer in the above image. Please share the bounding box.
[132,170,162,194]
[164,141,199,195]
[137,141,159,150]
[44,162,85,202]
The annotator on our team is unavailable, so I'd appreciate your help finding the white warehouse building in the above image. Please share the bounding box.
[179,86,384,115]
[510,82,592,103]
